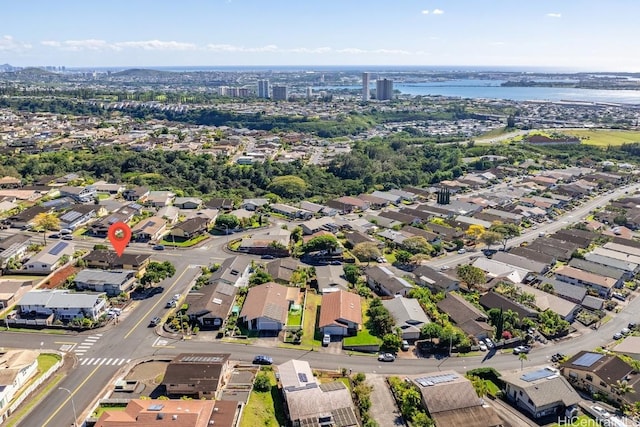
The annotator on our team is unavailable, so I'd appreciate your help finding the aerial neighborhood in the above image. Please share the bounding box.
[2,67,640,427]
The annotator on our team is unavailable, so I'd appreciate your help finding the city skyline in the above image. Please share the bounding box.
[2,0,640,71]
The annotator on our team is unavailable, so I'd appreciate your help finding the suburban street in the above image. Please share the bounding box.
[2,182,639,426]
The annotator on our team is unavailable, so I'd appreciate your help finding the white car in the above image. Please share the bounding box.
[172,294,181,301]
[590,405,611,420]
[478,342,487,351]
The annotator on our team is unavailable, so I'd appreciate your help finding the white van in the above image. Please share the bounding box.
[60,228,72,235]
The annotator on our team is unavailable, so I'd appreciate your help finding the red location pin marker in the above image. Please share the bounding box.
[108,222,132,257]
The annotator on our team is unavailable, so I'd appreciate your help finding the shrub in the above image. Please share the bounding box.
[253,373,271,392]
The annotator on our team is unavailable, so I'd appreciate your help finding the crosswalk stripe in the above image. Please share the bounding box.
[92,358,102,365]
[81,358,90,365]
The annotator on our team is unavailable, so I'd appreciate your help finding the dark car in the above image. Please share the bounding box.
[253,355,273,365]
[153,244,165,251]
[377,353,396,362]
[49,234,60,239]
[148,286,164,296]
[261,254,275,260]
[330,260,342,265]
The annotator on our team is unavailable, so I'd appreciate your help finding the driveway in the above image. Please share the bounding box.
[367,374,406,427]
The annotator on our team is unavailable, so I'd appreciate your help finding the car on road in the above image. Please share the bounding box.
[60,228,72,235]
[482,249,497,257]
[377,353,396,362]
[49,234,60,239]
[252,355,273,365]
[440,265,450,271]
[613,332,623,340]
[165,300,176,308]
[478,342,488,351]
[322,334,331,347]
[551,353,565,363]
[172,294,181,301]
[513,345,531,355]
[152,244,165,251]
[61,235,73,240]
[149,316,161,327]
[457,248,466,254]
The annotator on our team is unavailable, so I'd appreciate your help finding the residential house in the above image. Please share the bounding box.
[326,196,369,213]
[411,370,505,427]
[95,399,238,427]
[241,198,269,211]
[532,276,587,305]
[370,190,402,205]
[5,205,50,229]
[382,296,430,341]
[83,250,150,273]
[209,257,251,287]
[59,185,96,203]
[173,197,203,209]
[514,283,580,322]
[24,241,74,274]
[300,217,338,235]
[169,216,209,240]
[569,258,630,281]
[315,265,350,294]
[436,293,493,339]
[122,186,150,202]
[491,251,549,274]
[146,190,175,208]
[471,257,530,285]
[502,366,580,419]
[562,351,640,406]
[318,290,362,337]
[205,198,234,210]
[239,282,299,332]
[584,253,638,275]
[157,205,180,224]
[238,228,291,257]
[0,234,31,268]
[343,230,382,249]
[73,269,136,297]
[278,359,359,427]
[163,353,231,399]
[265,258,300,284]
[479,291,538,320]
[89,212,131,237]
[509,246,557,265]
[357,193,390,209]
[412,265,460,293]
[0,279,34,310]
[269,203,312,220]
[58,205,99,231]
[0,176,21,188]
[0,350,39,415]
[92,181,124,195]
[186,282,237,331]
[17,289,107,321]
[365,265,414,297]
[555,266,619,298]
[132,216,167,242]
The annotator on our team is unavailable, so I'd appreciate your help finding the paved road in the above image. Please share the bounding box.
[4,182,640,426]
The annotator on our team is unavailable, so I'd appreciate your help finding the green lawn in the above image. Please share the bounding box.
[301,292,322,347]
[562,129,640,146]
[38,353,62,373]
[287,310,302,327]
[161,234,209,247]
[240,370,286,427]
[343,329,382,346]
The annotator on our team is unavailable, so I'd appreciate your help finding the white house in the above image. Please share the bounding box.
[18,289,107,321]
[0,350,39,413]
[24,241,74,274]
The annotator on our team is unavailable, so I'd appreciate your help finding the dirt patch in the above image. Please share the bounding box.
[42,265,80,289]
[125,361,169,382]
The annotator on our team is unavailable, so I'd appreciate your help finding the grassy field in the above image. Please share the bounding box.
[287,310,302,327]
[560,129,640,146]
[240,369,286,427]
[342,329,381,346]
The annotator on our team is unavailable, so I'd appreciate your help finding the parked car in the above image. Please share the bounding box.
[478,342,488,351]
[629,322,637,330]
[322,334,331,347]
[330,260,342,265]
[590,405,611,420]
[153,244,165,251]
[401,340,410,351]
[613,332,623,340]
[60,228,72,235]
[457,248,466,254]
[253,355,273,365]
[148,286,164,296]
[484,338,495,349]
[377,353,396,362]
[261,254,275,260]
[513,345,531,355]
[172,294,181,301]
[621,327,631,335]
[61,235,73,240]
[376,257,385,263]
[49,234,60,239]
[149,316,161,327]
[551,353,566,363]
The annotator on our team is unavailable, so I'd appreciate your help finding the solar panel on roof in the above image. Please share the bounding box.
[573,352,604,367]
[415,373,458,387]
[49,242,68,256]
[520,368,556,382]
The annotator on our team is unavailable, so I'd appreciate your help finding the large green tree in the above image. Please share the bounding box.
[456,265,487,290]
[33,212,60,245]
[267,175,308,199]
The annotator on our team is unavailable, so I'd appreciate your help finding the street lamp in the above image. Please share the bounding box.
[58,387,77,427]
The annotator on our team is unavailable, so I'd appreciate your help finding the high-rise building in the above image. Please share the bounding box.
[272,85,288,101]
[257,79,270,98]
[362,72,370,102]
[306,87,313,99]
[376,78,394,101]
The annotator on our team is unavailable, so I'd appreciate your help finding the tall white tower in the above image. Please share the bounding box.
[362,72,370,102]
[257,79,270,98]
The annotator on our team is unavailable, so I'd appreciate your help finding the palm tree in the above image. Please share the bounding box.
[614,379,635,397]
[519,352,528,371]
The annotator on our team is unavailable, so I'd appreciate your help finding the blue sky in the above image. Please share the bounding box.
[1,0,639,71]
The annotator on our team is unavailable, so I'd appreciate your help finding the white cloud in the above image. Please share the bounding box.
[114,40,197,51]
[0,35,32,52]
[60,39,112,51]
[432,9,444,15]
[547,13,562,18]
[205,44,278,53]
[421,10,429,14]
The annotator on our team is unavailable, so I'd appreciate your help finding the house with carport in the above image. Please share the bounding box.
[318,290,362,337]
[382,296,430,341]
[239,282,299,333]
